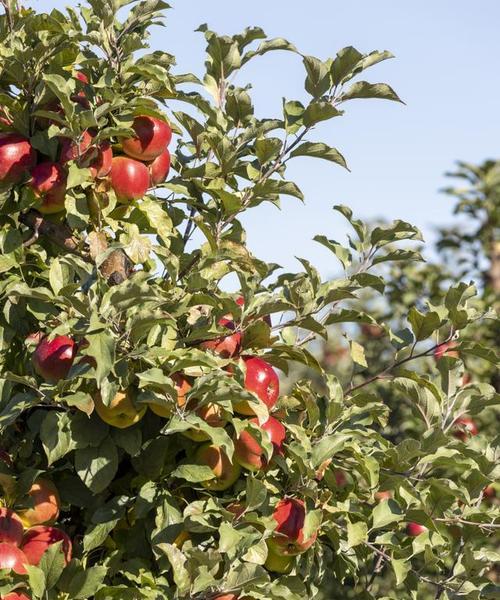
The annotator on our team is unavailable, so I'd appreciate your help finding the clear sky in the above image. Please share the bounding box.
[26,1,500,277]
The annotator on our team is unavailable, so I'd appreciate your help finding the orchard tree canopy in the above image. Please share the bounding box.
[0,1,498,599]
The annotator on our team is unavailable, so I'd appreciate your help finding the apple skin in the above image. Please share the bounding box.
[21,526,72,566]
[234,356,279,416]
[434,341,459,360]
[453,416,478,441]
[334,469,347,487]
[234,416,286,471]
[268,498,317,557]
[89,142,113,178]
[148,148,171,185]
[195,444,241,491]
[32,335,76,382]
[0,133,37,184]
[375,490,392,502]
[201,316,242,359]
[406,522,427,537]
[110,156,150,203]
[122,115,172,161]
[19,478,60,527]
[60,130,93,163]
[0,508,24,546]
[265,546,294,574]
[94,390,146,429]
[29,162,67,214]
[3,592,31,600]
[148,372,191,418]
[0,543,28,575]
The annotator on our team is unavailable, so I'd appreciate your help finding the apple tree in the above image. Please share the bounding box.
[0,1,498,600]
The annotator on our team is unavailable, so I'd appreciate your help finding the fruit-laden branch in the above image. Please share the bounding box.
[19,209,133,285]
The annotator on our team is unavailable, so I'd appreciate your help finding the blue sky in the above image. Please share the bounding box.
[27,1,500,277]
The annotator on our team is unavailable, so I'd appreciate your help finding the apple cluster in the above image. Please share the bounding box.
[28,298,319,575]
[0,71,172,212]
[0,455,70,598]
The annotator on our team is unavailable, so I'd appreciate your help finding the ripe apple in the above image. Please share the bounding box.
[334,469,347,487]
[2,592,31,600]
[0,543,28,574]
[483,485,496,499]
[406,522,427,537]
[434,341,459,360]
[0,133,37,184]
[0,508,24,546]
[122,115,172,161]
[452,416,478,441]
[19,478,60,527]
[182,402,226,442]
[89,142,113,178]
[375,490,392,502]
[110,156,150,203]
[148,372,191,418]
[148,148,171,185]
[94,390,146,429]
[29,162,67,214]
[201,316,242,359]
[234,416,285,471]
[234,356,279,415]
[59,130,93,163]
[264,546,294,574]
[32,335,76,382]
[268,498,317,556]
[195,444,241,491]
[21,526,72,566]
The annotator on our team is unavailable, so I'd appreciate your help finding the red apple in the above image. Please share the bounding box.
[2,592,31,600]
[452,416,478,441]
[234,356,279,415]
[110,156,150,203]
[89,142,113,178]
[122,115,172,161]
[0,509,24,546]
[74,71,88,84]
[194,444,241,491]
[22,526,72,566]
[483,485,496,499]
[234,416,285,471]
[60,130,93,163]
[71,71,90,109]
[33,335,76,382]
[268,498,317,556]
[406,522,427,537]
[201,316,242,359]
[0,133,36,184]
[374,490,392,502]
[0,543,28,574]
[148,372,192,418]
[18,478,60,527]
[148,148,171,185]
[334,469,347,488]
[29,162,67,214]
[434,341,459,360]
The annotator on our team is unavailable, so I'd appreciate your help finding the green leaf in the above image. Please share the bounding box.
[39,541,66,589]
[75,437,118,494]
[84,326,116,387]
[303,101,341,127]
[350,339,368,368]
[347,520,368,548]
[40,412,76,466]
[289,142,348,170]
[408,307,442,341]
[171,464,215,483]
[25,564,46,598]
[59,562,107,599]
[371,499,404,529]
[303,55,331,98]
[330,46,363,85]
[157,544,191,594]
[340,81,403,103]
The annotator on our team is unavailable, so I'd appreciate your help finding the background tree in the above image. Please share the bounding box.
[0,2,498,600]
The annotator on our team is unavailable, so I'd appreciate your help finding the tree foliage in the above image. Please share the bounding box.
[0,1,498,599]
